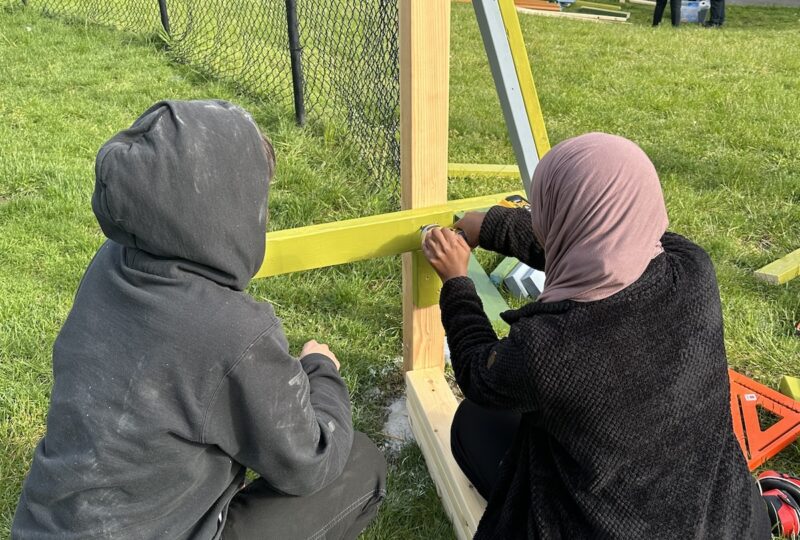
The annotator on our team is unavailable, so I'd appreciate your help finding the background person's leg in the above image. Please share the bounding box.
[652,0,668,25]
[222,432,386,540]
[707,0,724,25]
[670,0,681,26]
[450,399,521,500]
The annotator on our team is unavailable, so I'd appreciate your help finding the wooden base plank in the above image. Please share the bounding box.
[754,248,800,285]
[406,368,487,540]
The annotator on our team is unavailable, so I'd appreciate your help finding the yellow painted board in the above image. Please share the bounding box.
[497,0,551,158]
[406,368,486,539]
[754,248,800,285]
[780,376,800,402]
[254,191,523,279]
[448,163,520,178]
[413,250,443,309]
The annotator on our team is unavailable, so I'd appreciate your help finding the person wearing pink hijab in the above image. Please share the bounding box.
[422,133,771,539]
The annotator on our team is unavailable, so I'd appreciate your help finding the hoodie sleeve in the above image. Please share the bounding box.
[441,277,538,412]
[202,323,353,496]
[479,206,545,271]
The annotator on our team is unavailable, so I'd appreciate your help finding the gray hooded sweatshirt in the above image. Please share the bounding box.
[12,100,353,540]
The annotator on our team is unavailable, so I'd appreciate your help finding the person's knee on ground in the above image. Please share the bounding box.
[223,432,386,540]
[348,431,388,499]
[338,432,387,539]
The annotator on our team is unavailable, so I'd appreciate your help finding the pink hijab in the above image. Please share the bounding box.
[531,133,669,303]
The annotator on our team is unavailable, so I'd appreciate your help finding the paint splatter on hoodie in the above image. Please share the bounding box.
[13,100,353,540]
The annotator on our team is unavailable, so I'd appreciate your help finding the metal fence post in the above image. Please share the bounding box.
[158,0,170,35]
[285,0,306,126]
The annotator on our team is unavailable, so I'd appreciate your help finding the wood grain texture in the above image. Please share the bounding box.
[401,0,451,372]
[406,368,487,539]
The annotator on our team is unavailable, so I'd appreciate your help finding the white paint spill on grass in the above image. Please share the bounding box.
[382,396,414,455]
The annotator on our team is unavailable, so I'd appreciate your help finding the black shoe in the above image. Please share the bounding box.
[702,21,722,27]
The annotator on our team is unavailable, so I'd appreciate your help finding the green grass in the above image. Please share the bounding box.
[2,1,800,538]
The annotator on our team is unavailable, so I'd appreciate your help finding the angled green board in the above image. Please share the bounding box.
[468,254,511,326]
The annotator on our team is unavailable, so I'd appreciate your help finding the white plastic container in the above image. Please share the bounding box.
[680,0,710,24]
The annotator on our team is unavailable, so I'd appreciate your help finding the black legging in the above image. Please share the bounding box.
[653,0,681,26]
[450,399,521,500]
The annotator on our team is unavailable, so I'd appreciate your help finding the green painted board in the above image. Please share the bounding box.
[468,253,510,326]
[780,376,800,402]
[490,256,520,287]
[754,248,800,285]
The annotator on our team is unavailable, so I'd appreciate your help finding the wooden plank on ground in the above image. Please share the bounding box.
[400,0,451,371]
[780,376,800,402]
[576,6,630,17]
[754,248,800,285]
[515,0,563,11]
[406,368,487,540]
[517,6,629,20]
[575,0,623,9]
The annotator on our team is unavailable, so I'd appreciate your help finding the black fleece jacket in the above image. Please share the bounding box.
[442,206,770,539]
[13,101,353,540]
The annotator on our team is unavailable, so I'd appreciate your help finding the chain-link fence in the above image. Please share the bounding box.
[24,0,401,196]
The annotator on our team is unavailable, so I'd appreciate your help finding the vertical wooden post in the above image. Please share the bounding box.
[400,0,450,372]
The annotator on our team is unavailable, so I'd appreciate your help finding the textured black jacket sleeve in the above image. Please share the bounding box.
[441,277,538,412]
[478,206,546,271]
[202,323,353,496]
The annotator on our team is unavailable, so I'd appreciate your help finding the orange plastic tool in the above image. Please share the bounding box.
[729,369,800,470]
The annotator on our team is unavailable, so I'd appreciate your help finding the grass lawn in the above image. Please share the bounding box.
[1,1,799,538]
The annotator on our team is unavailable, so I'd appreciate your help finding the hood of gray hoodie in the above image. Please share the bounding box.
[92,99,273,291]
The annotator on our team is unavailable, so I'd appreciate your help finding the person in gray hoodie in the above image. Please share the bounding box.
[12,100,387,540]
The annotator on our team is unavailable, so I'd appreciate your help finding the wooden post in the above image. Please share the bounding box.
[400,0,450,372]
